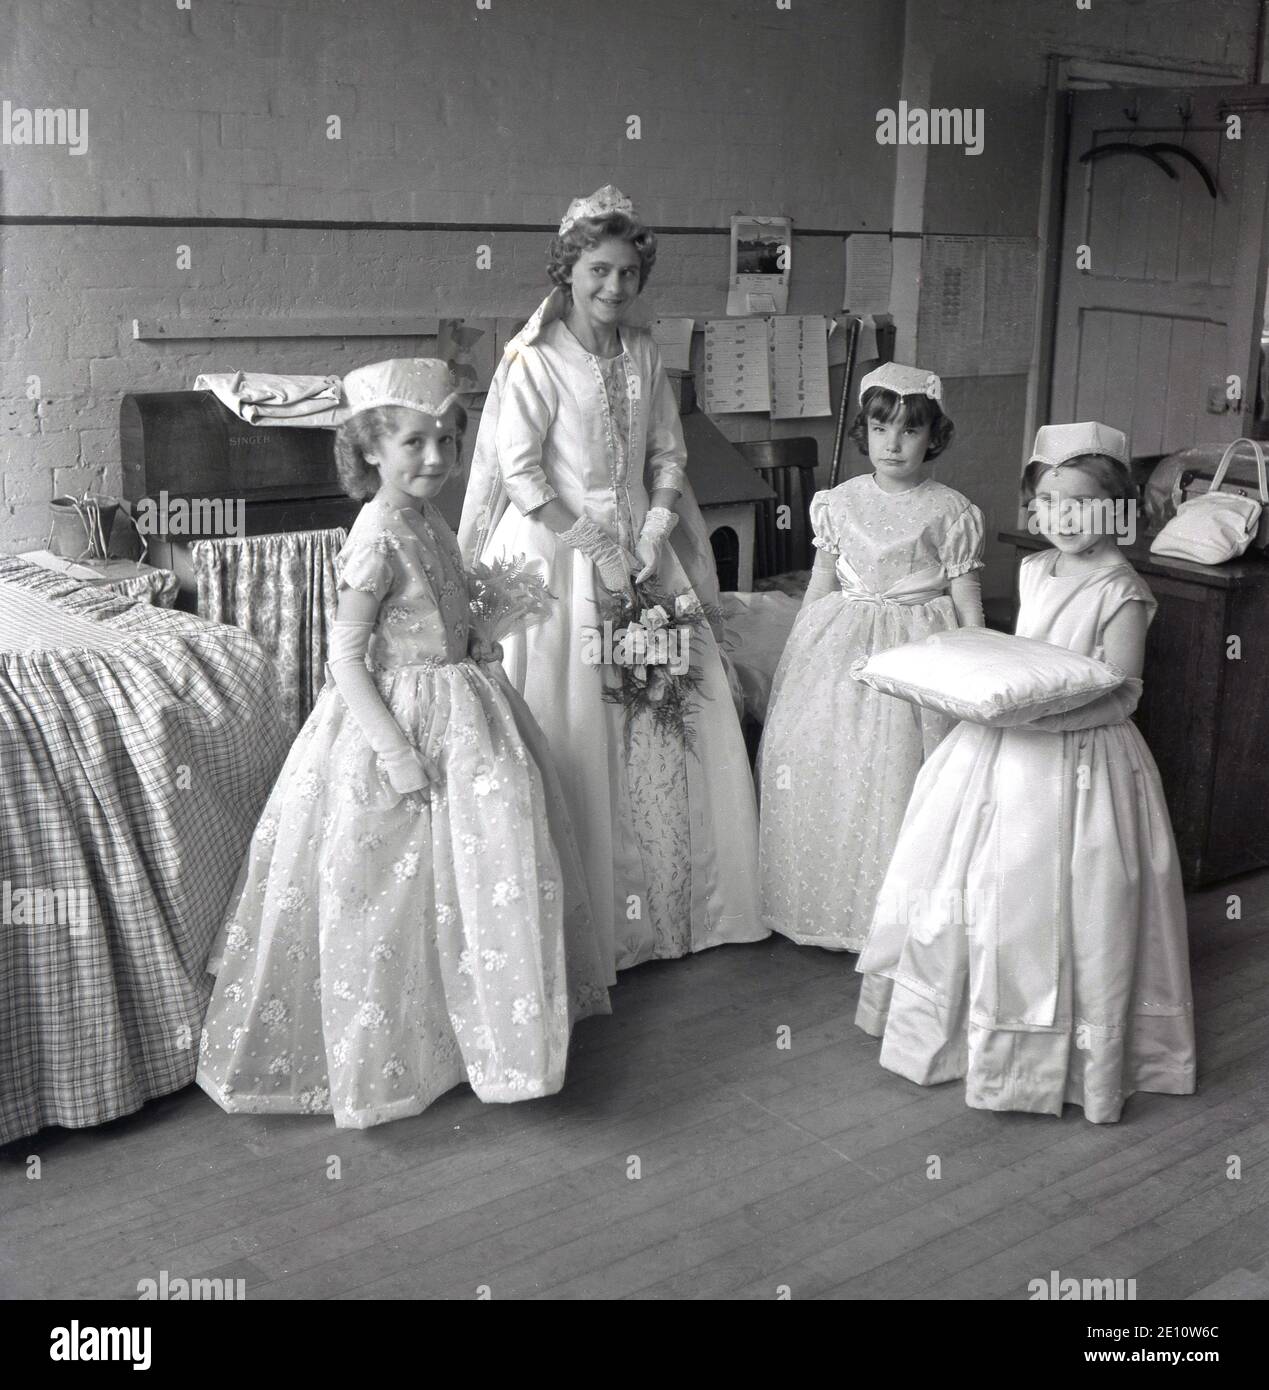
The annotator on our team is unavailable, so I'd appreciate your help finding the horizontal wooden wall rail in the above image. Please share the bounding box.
[133,317,441,340]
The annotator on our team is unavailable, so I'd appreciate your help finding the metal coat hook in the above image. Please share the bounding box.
[1123,95,1140,124]
[1177,96,1193,125]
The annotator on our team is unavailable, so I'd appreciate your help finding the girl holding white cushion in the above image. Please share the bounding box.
[758,363,986,952]
[855,422,1195,1123]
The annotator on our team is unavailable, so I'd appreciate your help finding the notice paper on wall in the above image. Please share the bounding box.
[703,319,772,413]
[981,238,1038,376]
[916,234,1038,377]
[726,214,791,316]
[843,233,892,315]
[651,317,695,372]
[770,315,831,419]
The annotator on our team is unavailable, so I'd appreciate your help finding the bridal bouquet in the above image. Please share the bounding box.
[467,555,555,648]
[594,582,720,754]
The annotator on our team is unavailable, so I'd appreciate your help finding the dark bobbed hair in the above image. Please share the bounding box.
[1021,454,1138,505]
[547,211,658,294]
[334,403,468,502]
[848,386,955,462]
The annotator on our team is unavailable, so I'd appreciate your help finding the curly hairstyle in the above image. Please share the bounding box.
[334,403,468,502]
[848,385,955,462]
[1021,454,1138,505]
[547,211,658,294]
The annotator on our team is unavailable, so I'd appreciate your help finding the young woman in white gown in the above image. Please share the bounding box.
[459,186,765,971]
[856,423,1195,1123]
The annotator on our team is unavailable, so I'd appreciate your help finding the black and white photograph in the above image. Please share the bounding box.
[1,0,1267,1351]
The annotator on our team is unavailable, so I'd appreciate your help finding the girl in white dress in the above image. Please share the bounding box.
[759,364,985,951]
[459,186,765,971]
[856,422,1195,1123]
[197,360,610,1129]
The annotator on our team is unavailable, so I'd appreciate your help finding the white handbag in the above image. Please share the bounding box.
[1149,436,1267,565]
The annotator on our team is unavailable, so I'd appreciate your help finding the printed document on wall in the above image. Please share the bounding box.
[703,319,772,413]
[770,315,831,419]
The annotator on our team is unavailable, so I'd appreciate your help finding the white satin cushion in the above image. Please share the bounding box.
[852,626,1124,727]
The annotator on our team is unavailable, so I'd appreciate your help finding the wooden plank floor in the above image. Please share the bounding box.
[3,870,1267,1301]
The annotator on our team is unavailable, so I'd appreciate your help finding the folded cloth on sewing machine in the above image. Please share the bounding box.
[194,371,343,427]
[852,625,1124,727]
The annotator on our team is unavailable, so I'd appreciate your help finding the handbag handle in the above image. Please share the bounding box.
[1208,436,1268,504]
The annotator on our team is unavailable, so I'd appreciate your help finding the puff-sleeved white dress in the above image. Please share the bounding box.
[759,474,985,951]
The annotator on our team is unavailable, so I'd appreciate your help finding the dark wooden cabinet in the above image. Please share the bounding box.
[1001,532,1269,887]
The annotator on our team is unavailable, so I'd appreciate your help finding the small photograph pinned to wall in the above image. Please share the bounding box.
[436,317,497,405]
[727,214,791,315]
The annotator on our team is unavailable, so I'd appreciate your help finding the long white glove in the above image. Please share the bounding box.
[800,550,840,609]
[634,505,679,584]
[1026,676,1143,733]
[558,513,637,595]
[328,620,440,792]
[949,572,986,628]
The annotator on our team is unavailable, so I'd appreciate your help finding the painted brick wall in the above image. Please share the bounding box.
[1,0,903,552]
[1,0,1262,566]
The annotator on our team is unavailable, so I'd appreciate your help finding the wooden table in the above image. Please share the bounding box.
[17,551,180,607]
[1000,531,1269,887]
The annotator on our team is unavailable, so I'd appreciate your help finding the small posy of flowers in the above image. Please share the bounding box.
[467,554,555,647]
[472,764,499,797]
[596,582,717,755]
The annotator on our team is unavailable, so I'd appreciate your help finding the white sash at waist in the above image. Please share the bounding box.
[834,554,947,607]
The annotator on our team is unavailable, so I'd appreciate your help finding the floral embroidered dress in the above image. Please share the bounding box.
[462,303,765,971]
[196,493,610,1129]
[758,475,985,951]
